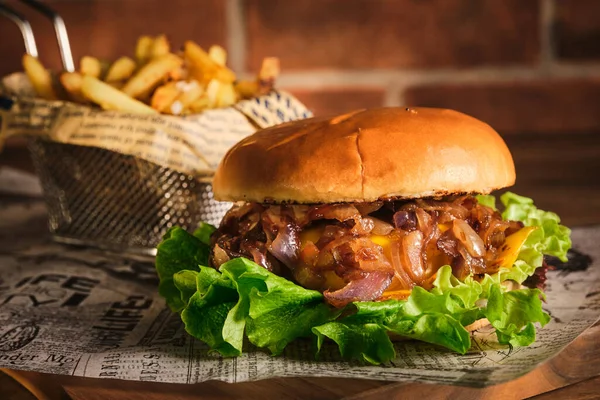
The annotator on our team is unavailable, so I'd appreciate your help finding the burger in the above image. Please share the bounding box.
[155,107,571,363]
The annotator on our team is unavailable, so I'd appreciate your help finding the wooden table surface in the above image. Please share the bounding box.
[1,140,599,399]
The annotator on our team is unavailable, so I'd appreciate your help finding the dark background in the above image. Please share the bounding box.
[1,0,599,225]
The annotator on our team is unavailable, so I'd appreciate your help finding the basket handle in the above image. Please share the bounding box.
[0,0,75,72]
[0,3,38,58]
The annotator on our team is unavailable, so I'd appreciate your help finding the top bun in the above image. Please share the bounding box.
[213,107,515,203]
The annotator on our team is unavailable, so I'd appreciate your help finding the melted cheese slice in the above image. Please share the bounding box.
[493,226,537,269]
[299,227,323,249]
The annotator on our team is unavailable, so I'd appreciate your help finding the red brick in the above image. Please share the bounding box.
[288,88,385,117]
[0,0,226,77]
[555,0,600,61]
[245,0,540,71]
[404,80,600,134]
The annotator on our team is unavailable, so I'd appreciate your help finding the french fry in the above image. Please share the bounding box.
[213,64,236,83]
[81,75,156,114]
[205,79,237,108]
[205,79,220,107]
[216,82,237,108]
[208,45,227,66]
[151,82,181,113]
[151,34,170,59]
[235,80,259,99]
[184,41,236,83]
[167,65,188,81]
[22,33,276,113]
[258,57,280,94]
[187,96,210,114]
[175,80,204,108]
[80,56,102,78]
[105,57,136,82]
[155,81,204,115]
[22,54,57,100]
[122,54,183,99]
[259,57,280,81]
[60,72,87,103]
[168,100,184,115]
[135,35,154,66]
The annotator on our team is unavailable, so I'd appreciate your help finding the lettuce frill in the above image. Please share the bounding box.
[155,193,571,364]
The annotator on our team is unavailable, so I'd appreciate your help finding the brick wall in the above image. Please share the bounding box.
[1,0,599,224]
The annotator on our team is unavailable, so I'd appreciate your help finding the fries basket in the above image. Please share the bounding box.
[1,1,311,253]
[28,139,231,253]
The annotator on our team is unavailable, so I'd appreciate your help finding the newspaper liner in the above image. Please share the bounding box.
[0,72,312,177]
[0,198,598,387]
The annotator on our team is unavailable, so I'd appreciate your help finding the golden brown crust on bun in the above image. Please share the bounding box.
[213,107,515,203]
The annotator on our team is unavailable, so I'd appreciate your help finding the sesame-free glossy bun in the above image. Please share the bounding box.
[213,107,515,203]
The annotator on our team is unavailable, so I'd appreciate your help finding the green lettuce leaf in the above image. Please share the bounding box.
[244,268,338,355]
[312,265,547,362]
[501,192,571,262]
[156,227,211,311]
[193,222,217,245]
[313,321,395,364]
[173,270,200,306]
[181,267,240,356]
[475,194,496,210]
[173,257,339,357]
[491,192,572,283]
[484,284,550,347]
[155,192,567,364]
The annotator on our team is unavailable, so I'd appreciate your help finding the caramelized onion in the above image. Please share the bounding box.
[331,238,392,273]
[402,230,426,281]
[269,223,300,268]
[248,246,270,270]
[212,245,230,268]
[415,208,432,232]
[393,210,417,231]
[324,271,392,308]
[437,231,459,257]
[406,199,469,219]
[309,204,360,222]
[317,227,352,250]
[370,217,394,235]
[211,195,522,303]
[455,245,487,278]
[452,219,486,258]
[389,241,415,290]
[350,217,375,235]
[355,202,383,216]
[290,205,311,226]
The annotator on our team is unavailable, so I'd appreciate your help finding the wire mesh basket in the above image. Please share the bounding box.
[29,139,231,253]
[2,1,235,253]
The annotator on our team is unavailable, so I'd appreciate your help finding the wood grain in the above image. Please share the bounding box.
[529,375,600,399]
